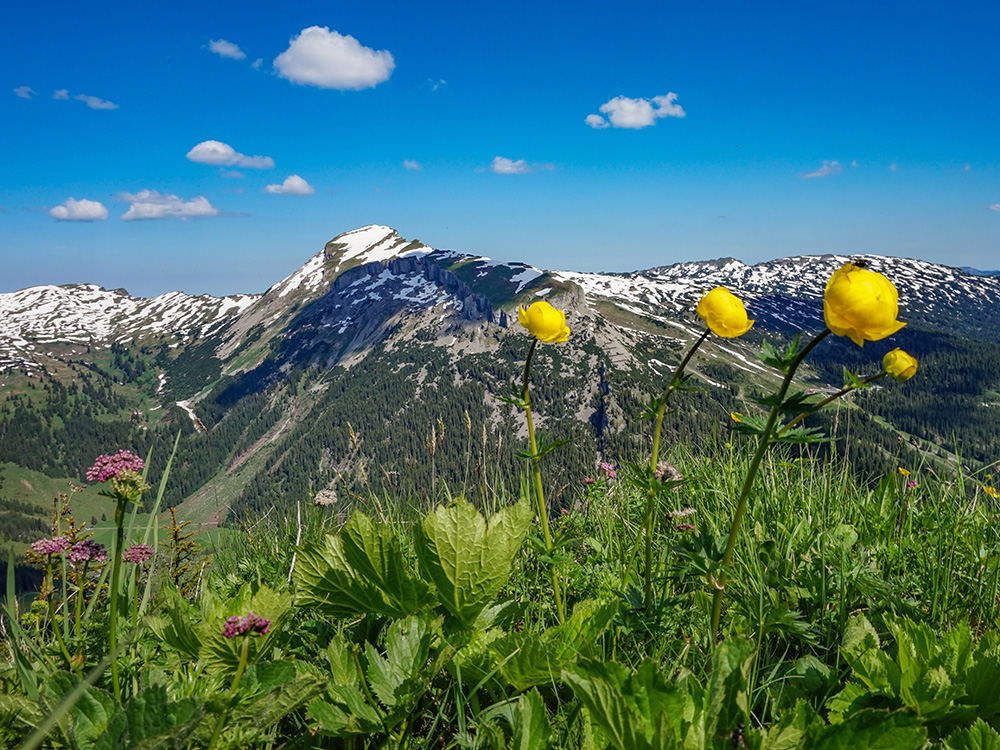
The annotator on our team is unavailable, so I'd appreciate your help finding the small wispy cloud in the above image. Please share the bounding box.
[989,204,1000,212]
[252,58,263,70]
[75,94,119,110]
[49,198,108,221]
[119,190,221,220]
[491,156,531,174]
[208,39,246,60]
[889,162,899,172]
[263,175,315,195]
[800,160,843,179]
[53,89,69,100]
[422,78,447,91]
[851,160,859,168]
[403,159,423,171]
[220,170,244,179]
[964,164,972,172]
[14,86,36,99]
[586,93,686,130]
[186,140,275,169]
[273,26,394,90]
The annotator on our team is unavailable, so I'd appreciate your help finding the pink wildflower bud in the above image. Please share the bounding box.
[68,540,108,564]
[222,611,272,638]
[123,544,154,564]
[30,537,72,556]
[582,477,595,485]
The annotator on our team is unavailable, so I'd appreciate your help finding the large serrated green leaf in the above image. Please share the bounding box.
[293,533,393,618]
[704,637,754,742]
[123,685,202,750]
[365,612,437,712]
[942,718,1000,750]
[200,585,293,674]
[44,673,124,750]
[805,708,926,749]
[415,496,532,626]
[341,510,435,616]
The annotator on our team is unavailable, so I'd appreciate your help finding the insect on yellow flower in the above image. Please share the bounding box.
[518,300,570,343]
[883,348,918,381]
[696,288,754,338]
[824,263,906,346]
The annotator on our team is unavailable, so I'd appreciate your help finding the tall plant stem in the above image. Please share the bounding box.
[710,329,831,645]
[208,635,251,750]
[108,499,126,701]
[777,371,887,438]
[522,338,566,623]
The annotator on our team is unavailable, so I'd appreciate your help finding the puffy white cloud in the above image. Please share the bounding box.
[119,190,221,220]
[14,86,36,99]
[53,89,69,100]
[800,160,843,179]
[403,159,423,171]
[990,204,1000,212]
[273,26,395,90]
[587,93,685,130]
[208,39,246,60]
[75,94,118,110]
[186,140,275,169]
[263,175,315,195]
[49,198,108,221]
[491,156,532,174]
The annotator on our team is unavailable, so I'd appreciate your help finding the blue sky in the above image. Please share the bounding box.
[3,0,998,297]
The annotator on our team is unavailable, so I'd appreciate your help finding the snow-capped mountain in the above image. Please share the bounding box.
[3,225,999,528]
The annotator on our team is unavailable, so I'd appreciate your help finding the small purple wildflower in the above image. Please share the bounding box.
[86,450,145,483]
[599,462,618,479]
[675,523,696,532]
[30,537,71,556]
[222,611,272,639]
[907,480,919,489]
[582,477,595,485]
[68,539,108,564]
[123,544,154,564]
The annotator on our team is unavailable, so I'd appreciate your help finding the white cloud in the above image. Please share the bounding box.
[186,140,275,169]
[850,160,858,168]
[14,86,36,99]
[75,94,119,110]
[273,26,395,90]
[221,170,244,178]
[800,160,843,179]
[119,190,221,220]
[403,159,423,171]
[208,39,246,60]
[423,78,447,91]
[263,175,315,195]
[49,198,108,221]
[889,162,899,172]
[53,89,69,100]
[587,93,686,130]
[491,156,532,175]
[252,58,263,70]
[990,204,1000,212]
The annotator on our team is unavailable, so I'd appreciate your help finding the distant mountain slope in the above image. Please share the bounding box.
[2,226,998,538]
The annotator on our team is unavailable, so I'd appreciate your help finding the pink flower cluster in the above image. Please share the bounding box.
[123,544,154,564]
[68,540,108,564]
[600,462,617,479]
[222,612,272,639]
[86,450,145,483]
[30,537,72,556]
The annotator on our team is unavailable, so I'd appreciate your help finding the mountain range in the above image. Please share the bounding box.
[2,225,999,539]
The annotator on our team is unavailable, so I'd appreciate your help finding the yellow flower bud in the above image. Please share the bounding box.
[823,263,905,346]
[518,300,570,343]
[883,348,918,382]
[696,287,754,338]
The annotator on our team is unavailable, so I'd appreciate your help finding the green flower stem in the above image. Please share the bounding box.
[522,337,566,624]
[710,328,831,645]
[776,371,888,437]
[73,560,90,673]
[45,562,74,669]
[108,497,126,701]
[208,635,251,750]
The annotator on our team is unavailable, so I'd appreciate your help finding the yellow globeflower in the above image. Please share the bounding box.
[518,300,570,343]
[883,348,918,381]
[696,287,754,338]
[824,263,906,346]
[984,486,999,500]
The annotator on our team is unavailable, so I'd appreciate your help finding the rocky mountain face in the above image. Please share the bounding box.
[2,226,999,528]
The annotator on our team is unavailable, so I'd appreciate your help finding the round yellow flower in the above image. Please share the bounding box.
[824,263,905,346]
[984,486,999,500]
[518,300,570,343]
[696,288,754,338]
[883,348,918,382]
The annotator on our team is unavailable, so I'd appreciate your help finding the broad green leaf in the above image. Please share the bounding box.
[239,660,297,695]
[200,585,293,674]
[965,653,1000,718]
[415,496,532,626]
[513,689,552,750]
[308,691,383,736]
[124,685,202,750]
[293,534,392,617]
[840,615,880,661]
[341,510,435,616]
[704,637,754,742]
[758,700,817,750]
[365,612,438,713]
[44,673,123,750]
[229,673,327,732]
[805,708,926,750]
[942,718,1000,750]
